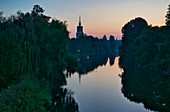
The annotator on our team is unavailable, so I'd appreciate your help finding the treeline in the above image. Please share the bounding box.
[69,35,120,56]
[68,35,120,75]
[119,7,170,111]
[0,5,78,111]
[119,17,170,75]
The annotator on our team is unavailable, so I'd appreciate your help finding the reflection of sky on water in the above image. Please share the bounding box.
[66,57,150,112]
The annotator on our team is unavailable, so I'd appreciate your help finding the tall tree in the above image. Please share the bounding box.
[31,5,45,15]
[165,5,170,26]
[0,5,79,112]
[119,17,148,67]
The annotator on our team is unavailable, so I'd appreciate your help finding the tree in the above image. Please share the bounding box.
[0,11,6,24]
[121,17,148,43]
[0,5,79,111]
[165,5,170,26]
[0,11,3,23]
[31,5,45,15]
[0,37,23,88]
[119,17,148,67]
[134,27,161,68]
[102,35,107,40]
[109,35,115,50]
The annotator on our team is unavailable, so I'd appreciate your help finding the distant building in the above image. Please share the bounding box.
[76,17,84,39]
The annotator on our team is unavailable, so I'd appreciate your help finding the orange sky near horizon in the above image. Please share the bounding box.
[0,0,169,39]
[60,0,169,39]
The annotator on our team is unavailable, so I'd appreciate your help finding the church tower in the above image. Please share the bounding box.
[76,17,84,39]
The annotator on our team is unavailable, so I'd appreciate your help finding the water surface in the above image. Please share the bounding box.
[65,57,150,112]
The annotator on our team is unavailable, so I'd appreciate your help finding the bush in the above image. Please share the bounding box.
[0,76,52,112]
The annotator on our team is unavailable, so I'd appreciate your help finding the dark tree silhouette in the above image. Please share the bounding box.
[165,5,170,26]
[119,8,170,111]
[0,5,78,112]
[31,5,45,15]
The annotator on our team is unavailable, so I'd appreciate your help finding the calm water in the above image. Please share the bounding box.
[65,57,151,112]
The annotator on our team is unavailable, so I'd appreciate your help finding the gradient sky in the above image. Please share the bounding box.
[0,0,169,39]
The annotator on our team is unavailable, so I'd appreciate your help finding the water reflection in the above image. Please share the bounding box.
[52,52,117,112]
[74,53,116,84]
[49,87,79,112]
[76,53,116,74]
[121,64,170,111]
[66,57,149,112]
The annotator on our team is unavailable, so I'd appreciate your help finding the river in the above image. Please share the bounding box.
[65,57,151,112]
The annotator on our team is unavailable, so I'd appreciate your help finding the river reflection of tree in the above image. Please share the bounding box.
[121,65,170,112]
[50,52,117,112]
[76,53,116,73]
[50,87,79,112]
[72,53,116,84]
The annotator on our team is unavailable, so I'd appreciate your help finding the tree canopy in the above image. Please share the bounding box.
[0,5,78,111]
[165,5,170,26]
[31,5,45,15]
[119,10,170,111]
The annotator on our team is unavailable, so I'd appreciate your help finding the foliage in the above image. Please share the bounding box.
[119,17,148,67]
[134,27,162,69]
[65,54,78,74]
[0,4,76,88]
[119,11,170,111]
[156,26,170,73]
[31,5,45,15]
[0,37,24,89]
[0,76,52,112]
[119,16,170,75]
[69,35,117,56]
[0,5,78,111]
[50,88,79,112]
[68,35,121,75]
[165,5,170,26]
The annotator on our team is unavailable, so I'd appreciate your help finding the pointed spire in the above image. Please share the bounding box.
[79,16,81,26]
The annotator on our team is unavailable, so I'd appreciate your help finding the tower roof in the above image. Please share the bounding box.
[79,16,81,26]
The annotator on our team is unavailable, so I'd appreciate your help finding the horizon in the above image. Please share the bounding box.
[0,0,169,39]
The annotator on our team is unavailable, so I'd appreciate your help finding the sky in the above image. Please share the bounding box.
[0,0,169,39]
